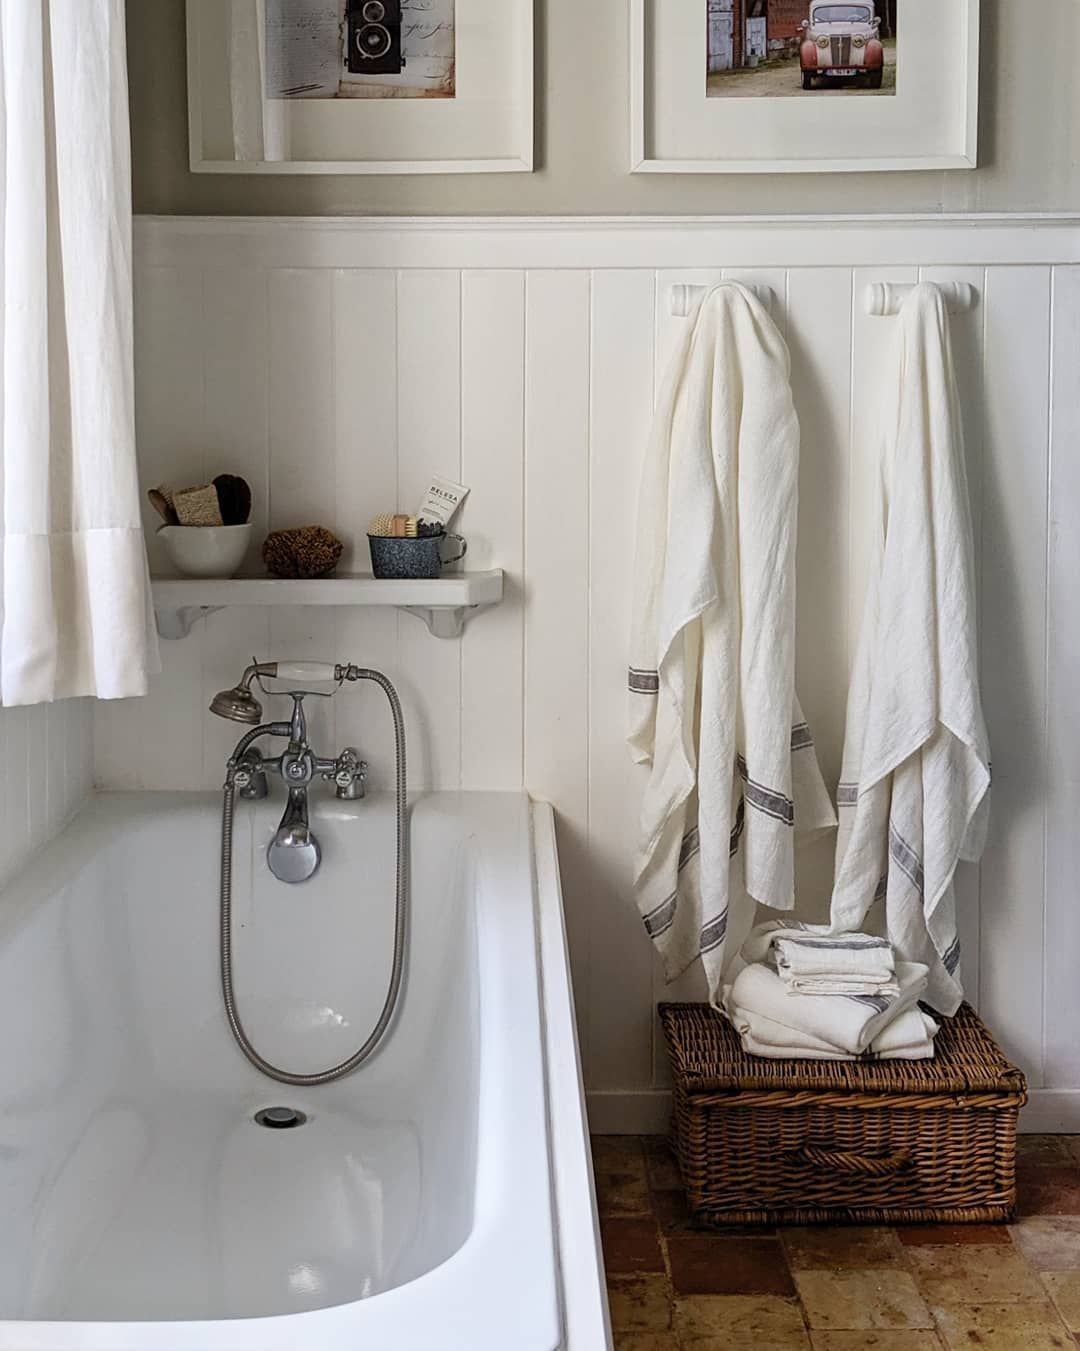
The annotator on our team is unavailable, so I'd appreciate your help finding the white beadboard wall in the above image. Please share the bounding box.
[100,215,1080,1132]
[0,701,93,892]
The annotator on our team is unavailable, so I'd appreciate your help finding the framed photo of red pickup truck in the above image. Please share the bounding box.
[632,0,978,173]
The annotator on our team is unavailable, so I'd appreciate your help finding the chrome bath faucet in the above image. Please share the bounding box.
[210,662,368,884]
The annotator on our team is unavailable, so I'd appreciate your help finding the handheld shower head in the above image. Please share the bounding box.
[209,660,341,725]
[210,667,264,724]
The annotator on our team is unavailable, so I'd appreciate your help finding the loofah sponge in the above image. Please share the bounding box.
[262,525,344,579]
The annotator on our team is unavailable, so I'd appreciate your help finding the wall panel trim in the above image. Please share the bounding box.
[136,215,1080,273]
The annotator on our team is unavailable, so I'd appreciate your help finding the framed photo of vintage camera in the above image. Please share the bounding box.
[187,0,534,173]
[631,0,979,173]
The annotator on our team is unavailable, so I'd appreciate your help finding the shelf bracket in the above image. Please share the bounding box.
[400,605,483,639]
[155,606,223,641]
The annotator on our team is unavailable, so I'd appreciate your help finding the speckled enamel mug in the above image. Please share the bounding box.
[368,532,467,580]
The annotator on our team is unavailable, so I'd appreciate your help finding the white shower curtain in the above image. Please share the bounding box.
[0,0,158,705]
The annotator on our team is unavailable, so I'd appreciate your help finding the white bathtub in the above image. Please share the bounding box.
[0,791,609,1350]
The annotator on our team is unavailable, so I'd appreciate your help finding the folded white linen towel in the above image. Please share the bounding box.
[831,283,990,1015]
[728,959,929,1056]
[627,283,835,1000]
[741,919,898,996]
[729,1003,938,1061]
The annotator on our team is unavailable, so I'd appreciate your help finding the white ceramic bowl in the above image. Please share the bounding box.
[157,524,252,579]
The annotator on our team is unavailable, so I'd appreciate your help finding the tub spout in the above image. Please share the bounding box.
[267,787,321,884]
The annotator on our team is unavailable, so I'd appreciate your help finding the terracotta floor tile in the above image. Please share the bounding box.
[1020,1137,1078,1166]
[601,1217,666,1275]
[683,1333,812,1350]
[643,1137,683,1193]
[607,1275,673,1332]
[895,1224,1012,1246]
[905,1244,1045,1304]
[795,1270,934,1331]
[1018,1166,1080,1218]
[1013,1220,1080,1271]
[666,1233,796,1297]
[1043,1272,1080,1332]
[675,1293,807,1339]
[782,1227,906,1270]
[650,1186,694,1233]
[613,1334,681,1351]
[932,1299,1074,1350]
[594,1137,653,1217]
[809,1334,945,1350]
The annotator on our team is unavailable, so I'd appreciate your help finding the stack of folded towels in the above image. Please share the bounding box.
[723,921,939,1061]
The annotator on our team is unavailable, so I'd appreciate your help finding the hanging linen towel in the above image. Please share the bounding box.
[741,919,898,995]
[831,283,990,1015]
[628,283,835,1000]
[727,959,930,1057]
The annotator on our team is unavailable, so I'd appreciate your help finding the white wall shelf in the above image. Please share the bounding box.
[152,571,504,641]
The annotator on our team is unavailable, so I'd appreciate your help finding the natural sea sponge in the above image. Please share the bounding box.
[262,525,344,579]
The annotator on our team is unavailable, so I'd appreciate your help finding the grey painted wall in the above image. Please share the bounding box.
[129,1,1080,217]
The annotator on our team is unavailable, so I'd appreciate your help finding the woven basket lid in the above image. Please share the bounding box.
[658,1002,1027,1099]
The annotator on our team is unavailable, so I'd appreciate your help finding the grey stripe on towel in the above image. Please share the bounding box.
[729,797,746,856]
[888,822,925,895]
[790,722,815,752]
[783,937,890,952]
[628,668,659,694]
[678,827,700,871]
[735,755,795,827]
[942,935,962,975]
[837,782,859,807]
[846,992,892,1013]
[642,891,677,939]
[700,911,728,954]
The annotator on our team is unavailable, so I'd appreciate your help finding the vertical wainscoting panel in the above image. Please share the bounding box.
[134,267,207,578]
[587,269,656,1095]
[203,268,269,572]
[0,702,92,891]
[921,263,988,1010]
[459,270,526,791]
[333,271,401,790]
[396,271,463,790]
[268,270,335,532]
[1044,265,1080,1092]
[266,272,340,759]
[978,266,1052,1082]
[524,270,593,1066]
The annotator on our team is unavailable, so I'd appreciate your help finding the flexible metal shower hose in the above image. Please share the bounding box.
[219,668,409,1086]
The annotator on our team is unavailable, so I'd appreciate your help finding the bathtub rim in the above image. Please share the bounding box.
[0,789,596,1350]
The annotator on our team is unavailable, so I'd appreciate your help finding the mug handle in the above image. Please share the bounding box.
[441,534,468,566]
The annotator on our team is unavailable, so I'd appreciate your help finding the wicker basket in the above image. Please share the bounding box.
[659,1001,1027,1226]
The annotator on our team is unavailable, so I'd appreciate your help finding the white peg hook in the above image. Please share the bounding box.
[669,282,772,317]
[864,281,978,317]
[669,280,979,319]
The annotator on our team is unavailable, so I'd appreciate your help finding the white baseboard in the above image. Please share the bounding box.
[586,1087,1080,1136]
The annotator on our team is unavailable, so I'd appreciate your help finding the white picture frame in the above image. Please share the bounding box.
[187,0,534,175]
[630,0,979,174]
